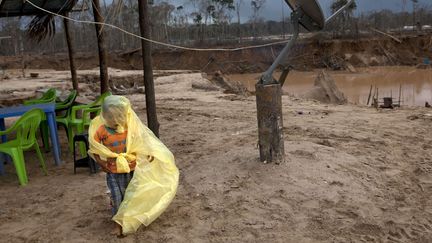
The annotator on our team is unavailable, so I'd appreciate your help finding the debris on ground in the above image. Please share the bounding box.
[407,113,432,121]
[211,71,250,95]
[416,63,431,69]
[301,71,347,104]
[191,73,220,91]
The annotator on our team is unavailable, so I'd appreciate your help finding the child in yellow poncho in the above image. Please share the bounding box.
[88,95,179,236]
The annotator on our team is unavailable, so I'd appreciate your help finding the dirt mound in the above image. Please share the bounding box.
[302,71,347,104]
[1,35,430,74]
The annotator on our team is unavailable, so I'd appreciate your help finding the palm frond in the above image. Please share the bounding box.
[26,14,56,43]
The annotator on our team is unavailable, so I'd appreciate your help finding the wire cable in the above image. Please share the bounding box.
[26,0,292,52]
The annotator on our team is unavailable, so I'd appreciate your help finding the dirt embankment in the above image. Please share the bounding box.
[1,35,431,74]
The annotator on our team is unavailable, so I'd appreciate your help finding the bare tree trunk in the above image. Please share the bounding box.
[63,16,78,92]
[236,2,242,43]
[19,34,25,78]
[164,23,169,42]
[91,0,109,94]
[138,0,159,137]
[281,0,285,38]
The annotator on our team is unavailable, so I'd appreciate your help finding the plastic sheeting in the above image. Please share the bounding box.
[88,95,179,234]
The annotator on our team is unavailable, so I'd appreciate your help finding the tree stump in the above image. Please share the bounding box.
[255,83,285,164]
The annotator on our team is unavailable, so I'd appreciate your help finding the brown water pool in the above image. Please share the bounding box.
[228,66,432,106]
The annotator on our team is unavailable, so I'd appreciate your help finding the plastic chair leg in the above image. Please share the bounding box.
[0,153,5,175]
[76,125,87,157]
[34,143,47,175]
[40,122,50,152]
[57,123,69,143]
[10,148,28,186]
[68,124,75,152]
[89,158,97,174]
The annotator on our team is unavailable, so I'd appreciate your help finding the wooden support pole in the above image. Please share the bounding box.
[398,84,402,106]
[138,0,159,137]
[91,0,109,94]
[256,83,285,164]
[63,15,78,92]
[19,34,25,78]
[366,85,373,106]
[278,66,290,87]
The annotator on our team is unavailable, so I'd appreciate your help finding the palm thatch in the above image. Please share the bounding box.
[23,0,78,42]
[27,14,56,42]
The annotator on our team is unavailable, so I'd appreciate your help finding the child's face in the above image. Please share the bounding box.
[103,110,127,130]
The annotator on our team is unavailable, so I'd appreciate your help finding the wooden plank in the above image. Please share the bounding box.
[370,27,402,43]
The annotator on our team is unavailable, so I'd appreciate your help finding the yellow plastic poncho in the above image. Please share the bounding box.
[88,95,179,234]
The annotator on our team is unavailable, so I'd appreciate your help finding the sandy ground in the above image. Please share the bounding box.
[0,68,197,106]
[0,72,431,243]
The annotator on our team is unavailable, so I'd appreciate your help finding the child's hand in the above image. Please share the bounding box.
[128,160,136,170]
[94,154,114,173]
[100,165,111,173]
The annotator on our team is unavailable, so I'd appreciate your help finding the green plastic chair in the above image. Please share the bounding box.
[39,90,78,151]
[23,88,57,152]
[68,91,111,155]
[56,89,78,135]
[24,88,57,105]
[0,109,47,186]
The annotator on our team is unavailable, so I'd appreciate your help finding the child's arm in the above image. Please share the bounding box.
[124,154,153,170]
[93,154,115,173]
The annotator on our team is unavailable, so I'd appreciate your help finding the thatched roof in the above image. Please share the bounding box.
[0,0,76,17]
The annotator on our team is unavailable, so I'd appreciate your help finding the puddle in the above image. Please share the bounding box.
[228,66,432,106]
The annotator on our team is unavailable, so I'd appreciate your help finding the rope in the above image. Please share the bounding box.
[26,0,292,52]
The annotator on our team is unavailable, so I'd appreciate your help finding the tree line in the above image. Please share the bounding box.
[0,0,431,56]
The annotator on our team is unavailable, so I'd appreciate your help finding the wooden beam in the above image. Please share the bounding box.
[138,0,159,137]
[369,27,402,43]
[91,0,109,94]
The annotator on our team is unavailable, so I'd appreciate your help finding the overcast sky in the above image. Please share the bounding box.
[162,0,431,22]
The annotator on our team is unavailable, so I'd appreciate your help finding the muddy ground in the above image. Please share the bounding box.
[0,72,431,242]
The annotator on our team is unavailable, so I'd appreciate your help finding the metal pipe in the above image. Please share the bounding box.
[260,19,299,84]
